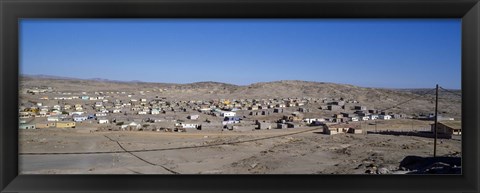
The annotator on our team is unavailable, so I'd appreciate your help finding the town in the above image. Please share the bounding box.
[18,79,462,175]
[19,85,461,138]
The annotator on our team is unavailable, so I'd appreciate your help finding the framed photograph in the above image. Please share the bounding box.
[1,0,479,192]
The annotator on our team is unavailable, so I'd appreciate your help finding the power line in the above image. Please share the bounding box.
[439,87,462,97]
[379,88,436,112]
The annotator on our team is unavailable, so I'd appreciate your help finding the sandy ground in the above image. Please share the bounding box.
[19,119,461,174]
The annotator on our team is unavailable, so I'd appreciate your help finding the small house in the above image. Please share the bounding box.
[95,112,108,117]
[221,111,236,117]
[47,116,60,122]
[19,112,32,119]
[19,124,36,130]
[348,127,363,134]
[431,121,461,135]
[273,108,284,113]
[56,121,76,128]
[261,110,271,115]
[36,122,56,129]
[98,118,109,124]
[285,122,297,128]
[277,123,288,129]
[121,122,142,131]
[188,114,199,120]
[328,105,341,111]
[354,106,367,110]
[324,124,362,135]
[256,121,272,130]
[379,115,392,120]
[69,111,85,116]
[178,123,200,129]
[151,109,160,115]
[298,108,310,113]
[73,115,88,122]
[222,116,241,125]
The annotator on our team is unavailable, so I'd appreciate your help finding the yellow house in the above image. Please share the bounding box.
[56,121,76,128]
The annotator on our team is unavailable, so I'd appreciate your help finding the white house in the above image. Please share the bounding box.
[99,109,109,113]
[73,115,88,122]
[151,109,160,115]
[188,114,199,120]
[379,115,392,120]
[361,116,370,121]
[121,122,142,130]
[221,111,236,117]
[179,123,200,129]
[69,111,85,116]
[351,117,359,122]
[19,124,36,130]
[47,116,60,122]
[38,111,48,117]
[95,112,108,117]
[370,114,379,120]
[304,118,324,124]
[95,102,103,107]
[98,119,109,124]
[19,112,32,119]
[53,105,61,110]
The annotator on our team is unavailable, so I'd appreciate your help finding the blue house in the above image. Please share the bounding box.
[222,116,241,125]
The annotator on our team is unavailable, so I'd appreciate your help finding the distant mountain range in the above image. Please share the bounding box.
[21,74,458,91]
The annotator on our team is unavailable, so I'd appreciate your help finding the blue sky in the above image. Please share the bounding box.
[20,19,461,89]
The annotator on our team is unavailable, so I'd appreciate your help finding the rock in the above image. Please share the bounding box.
[365,169,372,174]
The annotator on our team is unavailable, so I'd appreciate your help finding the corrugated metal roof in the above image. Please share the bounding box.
[439,121,461,130]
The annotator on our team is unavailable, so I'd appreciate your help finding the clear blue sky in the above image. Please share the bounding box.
[20,19,461,89]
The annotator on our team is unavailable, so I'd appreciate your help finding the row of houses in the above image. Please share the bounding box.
[23,94,357,118]
[19,121,76,130]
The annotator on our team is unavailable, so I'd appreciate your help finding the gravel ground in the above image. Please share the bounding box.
[19,123,461,174]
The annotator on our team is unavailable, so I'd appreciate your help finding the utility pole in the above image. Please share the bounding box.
[434,84,439,158]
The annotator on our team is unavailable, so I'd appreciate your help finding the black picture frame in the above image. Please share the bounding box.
[1,0,479,192]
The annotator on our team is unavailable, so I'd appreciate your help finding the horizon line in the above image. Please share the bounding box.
[19,73,461,90]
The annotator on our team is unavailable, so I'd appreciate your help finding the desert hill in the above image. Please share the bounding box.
[20,75,461,118]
